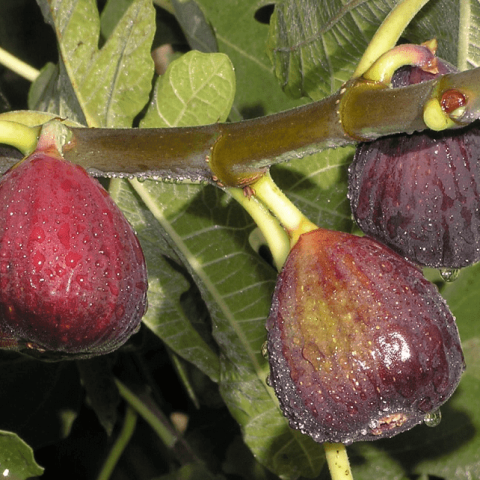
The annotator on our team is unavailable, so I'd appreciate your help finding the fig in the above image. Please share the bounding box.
[0,149,148,360]
[266,228,464,445]
[348,61,480,268]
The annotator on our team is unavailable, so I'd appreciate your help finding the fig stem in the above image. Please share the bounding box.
[96,405,137,480]
[115,378,178,448]
[353,0,431,78]
[227,186,289,271]
[362,42,437,85]
[251,173,317,260]
[0,47,40,82]
[423,95,458,130]
[324,443,354,480]
[0,120,40,156]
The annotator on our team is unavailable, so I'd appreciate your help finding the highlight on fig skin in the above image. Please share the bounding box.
[0,150,148,361]
[349,60,480,269]
[266,228,465,445]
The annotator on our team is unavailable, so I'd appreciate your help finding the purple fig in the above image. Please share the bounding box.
[0,149,148,360]
[266,228,464,444]
[348,60,480,268]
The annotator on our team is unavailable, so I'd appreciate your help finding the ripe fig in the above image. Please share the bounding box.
[348,60,480,268]
[0,149,148,360]
[266,228,464,445]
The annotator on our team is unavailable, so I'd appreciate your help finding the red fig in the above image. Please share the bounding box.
[266,229,464,444]
[0,149,148,360]
[349,60,480,268]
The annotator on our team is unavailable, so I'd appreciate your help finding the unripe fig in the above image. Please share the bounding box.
[348,60,480,268]
[0,149,148,360]
[266,228,464,445]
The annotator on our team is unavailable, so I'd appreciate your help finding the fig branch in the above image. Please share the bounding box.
[1,65,479,187]
[62,65,480,187]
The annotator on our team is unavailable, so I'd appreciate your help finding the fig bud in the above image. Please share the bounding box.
[349,60,480,268]
[266,228,464,444]
[0,149,148,360]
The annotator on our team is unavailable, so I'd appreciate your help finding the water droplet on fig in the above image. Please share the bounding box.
[424,408,442,427]
[439,268,460,283]
[261,340,268,358]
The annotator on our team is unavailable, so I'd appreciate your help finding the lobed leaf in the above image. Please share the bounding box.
[142,50,236,128]
[33,0,155,127]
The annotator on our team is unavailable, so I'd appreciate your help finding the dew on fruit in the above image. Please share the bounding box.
[424,408,442,427]
[29,226,45,243]
[32,252,45,270]
[261,340,268,358]
[346,402,358,416]
[108,282,120,296]
[65,251,82,268]
[439,268,460,282]
[57,223,70,249]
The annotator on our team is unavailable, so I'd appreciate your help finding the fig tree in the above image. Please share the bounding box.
[266,228,464,444]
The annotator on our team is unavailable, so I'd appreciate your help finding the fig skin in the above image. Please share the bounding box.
[349,61,480,268]
[266,229,464,445]
[0,150,148,360]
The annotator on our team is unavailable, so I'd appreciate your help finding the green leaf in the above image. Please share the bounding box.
[0,431,44,480]
[457,0,480,69]
[402,0,480,70]
[33,0,155,127]
[142,50,236,128]
[267,0,480,101]
[171,0,218,53]
[99,0,135,40]
[267,0,397,100]
[194,0,307,119]
[443,262,480,343]
[110,179,221,382]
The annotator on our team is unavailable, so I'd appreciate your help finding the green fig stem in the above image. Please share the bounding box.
[227,186,289,271]
[115,377,209,468]
[115,378,178,448]
[362,41,437,85]
[0,120,40,156]
[423,95,458,130]
[251,174,317,258]
[36,119,74,156]
[353,0,432,78]
[96,405,137,480]
[324,443,354,480]
[0,47,40,82]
